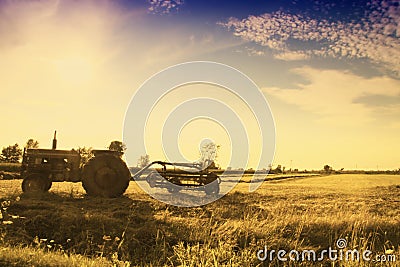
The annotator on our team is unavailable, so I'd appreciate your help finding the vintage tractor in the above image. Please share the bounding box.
[20,132,131,197]
[132,161,221,195]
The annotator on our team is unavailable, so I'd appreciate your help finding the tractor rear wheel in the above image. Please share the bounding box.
[82,154,131,197]
[22,173,52,193]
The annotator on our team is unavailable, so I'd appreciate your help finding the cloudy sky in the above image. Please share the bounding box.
[0,0,399,170]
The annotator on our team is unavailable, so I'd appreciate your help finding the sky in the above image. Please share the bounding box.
[0,0,399,170]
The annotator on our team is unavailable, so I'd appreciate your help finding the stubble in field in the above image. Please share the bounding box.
[0,174,398,266]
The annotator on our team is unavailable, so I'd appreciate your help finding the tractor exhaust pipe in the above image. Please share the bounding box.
[52,130,57,149]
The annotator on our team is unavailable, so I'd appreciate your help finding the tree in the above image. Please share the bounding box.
[1,144,22,163]
[274,164,282,174]
[73,147,93,166]
[137,154,150,168]
[108,141,126,156]
[324,165,332,174]
[199,141,220,169]
[25,139,39,149]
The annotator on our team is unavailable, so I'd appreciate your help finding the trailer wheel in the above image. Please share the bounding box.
[166,177,182,193]
[82,154,130,197]
[146,172,159,188]
[204,181,220,196]
[204,173,220,196]
[22,173,52,193]
[166,185,181,193]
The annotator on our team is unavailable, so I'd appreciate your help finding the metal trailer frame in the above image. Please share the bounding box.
[132,161,221,195]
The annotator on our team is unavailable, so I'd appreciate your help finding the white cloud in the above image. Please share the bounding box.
[244,47,266,56]
[148,0,184,15]
[274,51,310,61]
[264,67,400,125]
[220,0,400,75]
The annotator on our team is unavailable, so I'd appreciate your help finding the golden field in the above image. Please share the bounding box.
[0,174,398,266]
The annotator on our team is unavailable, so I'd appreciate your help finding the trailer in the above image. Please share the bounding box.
[132,161,221,195]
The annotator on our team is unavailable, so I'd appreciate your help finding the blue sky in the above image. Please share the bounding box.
[0,0,399,170]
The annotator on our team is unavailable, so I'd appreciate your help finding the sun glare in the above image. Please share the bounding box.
[54,57,93,85]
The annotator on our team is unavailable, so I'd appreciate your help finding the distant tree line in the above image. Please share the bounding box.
[0,139,38,163]
[0,139,127,165]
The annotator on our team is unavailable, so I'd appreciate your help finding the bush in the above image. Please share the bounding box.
[1,144,22,163]
[0,163,21,173]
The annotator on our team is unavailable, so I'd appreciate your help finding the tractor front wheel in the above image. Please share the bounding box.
[22,173,52,193]
[82,154,131,197]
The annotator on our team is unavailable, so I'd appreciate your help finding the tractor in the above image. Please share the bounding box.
[20,132,131,197]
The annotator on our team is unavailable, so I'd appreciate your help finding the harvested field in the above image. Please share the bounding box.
[0,174,398,266]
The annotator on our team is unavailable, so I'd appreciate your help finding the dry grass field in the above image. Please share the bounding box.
[0,174,398,266]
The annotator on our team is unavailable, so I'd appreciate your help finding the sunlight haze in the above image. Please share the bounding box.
[1,0,399,170]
